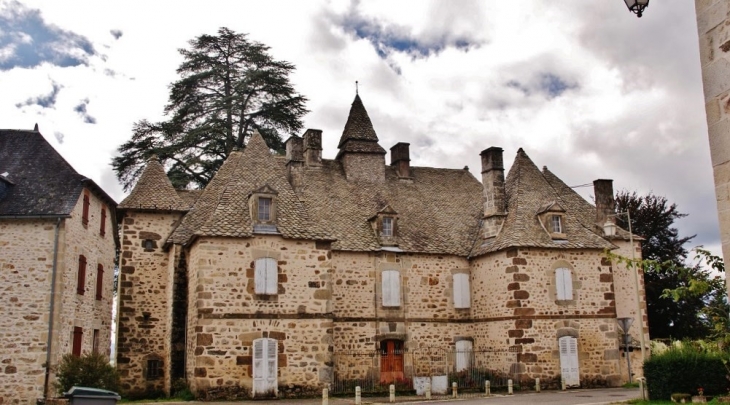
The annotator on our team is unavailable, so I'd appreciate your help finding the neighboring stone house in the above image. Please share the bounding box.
[116,95,648,398]
[0,129,118,404]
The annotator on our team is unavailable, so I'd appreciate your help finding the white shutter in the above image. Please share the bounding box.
[382,270,400,307]
[265,258,277,295]
[556,268,573,300]
[558,336,580,387]
[253,338,278,397]
[253,338,265,395]
[454,273,470,309]
[266,338,278,394]
[455,340,472,371]
[255,259,267,294]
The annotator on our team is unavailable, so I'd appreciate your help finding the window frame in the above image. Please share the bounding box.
[100,206,106,236]
[81,191,90,227]
[72,327,83,357]
[453,272,471,309]
[382,216,393,237]
[382,270,401,307]
[254,257,278,295]
[555,267,574,301]
[455,340,473,371]
[258,197,272,222]
[146,359,163,380]
[551,215,563,234]
[77,255,87,295]
[95,264,104,300]
[92,329,100,354]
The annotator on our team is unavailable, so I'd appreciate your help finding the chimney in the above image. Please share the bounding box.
[390,142,411,178]
[481,147,506,217]
[593,179,615,226]
[285,136,303,163]
[303,129,323,167]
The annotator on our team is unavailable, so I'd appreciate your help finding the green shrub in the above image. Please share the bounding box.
[171,379,195,401]
[54,352,120,394]
[643,343,728,400]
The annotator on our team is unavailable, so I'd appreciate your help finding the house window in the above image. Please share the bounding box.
[77,255,86,295]
[72,327,83,357]
[253,338,278,397]
[96,264,104,300]
[82,192,90,226]
[382,217,393,237]
[146,359,162,380]
[556,267,573,300]
[92,329,100,354]
[100,206,106,236]
[254,257,278,295]
[455,340,473,371]
[143,239,155,250]
[382,270,401,307]
[551,215,563,233]
[453,273,471,309]
[258,197,272,221]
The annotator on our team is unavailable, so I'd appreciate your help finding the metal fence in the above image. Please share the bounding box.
[330,347,521,398]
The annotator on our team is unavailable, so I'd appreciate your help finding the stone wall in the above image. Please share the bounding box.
[117,211,184,396]
[0,189,116,404]
[185,235,334,398]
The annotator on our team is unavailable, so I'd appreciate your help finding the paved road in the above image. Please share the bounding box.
[137,387,641,405]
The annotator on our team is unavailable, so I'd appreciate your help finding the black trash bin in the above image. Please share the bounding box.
[64,387,121,405]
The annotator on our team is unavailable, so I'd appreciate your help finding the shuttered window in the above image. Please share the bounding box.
[77,255,86,295]
[72,327,83,357]
[556,268,573,300]
[382,270,401,307]
[96,264,104,300]
[455,340,473,371]
[253,337,278,397]
[92,329,100,354]
[254,258,277,295]
[100,206,106,236]
[82,192,90,226]
[559,336,580,386]
[453,273,471,309]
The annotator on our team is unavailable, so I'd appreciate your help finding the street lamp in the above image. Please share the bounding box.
[617,317,635,383]
[624,0,649,18]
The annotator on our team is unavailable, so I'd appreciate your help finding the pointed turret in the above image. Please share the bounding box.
[336,94,386,182]
[119,156,188,211]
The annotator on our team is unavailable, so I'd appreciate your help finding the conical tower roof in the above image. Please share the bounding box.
[119,156,188,211]
[336,94,386,157]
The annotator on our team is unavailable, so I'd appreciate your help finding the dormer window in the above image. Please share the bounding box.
[251,184,279,234]
[258,197,272,221]
[370,204,398,245]
[550,215,563,234]
[536,201,567,240]
[382,217,393,237]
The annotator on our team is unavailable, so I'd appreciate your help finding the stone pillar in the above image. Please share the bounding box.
[480,147,507,238]
[696,0,730,301]
[303,129,323,167]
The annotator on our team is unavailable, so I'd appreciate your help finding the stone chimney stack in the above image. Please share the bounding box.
[303,129,323,167]
[593,179,615,226]
[285,136,303,163]
[481,147,506,217]
[390,142,411,178]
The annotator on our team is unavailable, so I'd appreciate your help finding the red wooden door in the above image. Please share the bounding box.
[380,340,404,383]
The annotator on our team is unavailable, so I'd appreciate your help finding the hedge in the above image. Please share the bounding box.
[643,344,729,400]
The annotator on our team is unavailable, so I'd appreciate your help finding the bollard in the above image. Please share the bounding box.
[508,379,513,395]
[485,380,491,396]
[535,378,540,393]
[452,381,458,398]
[390,384,395,403]
[355,386,361,405]
[425,382,431,400]
[561,378,566,391]
[322,388,328,405]
[638,378,646,400]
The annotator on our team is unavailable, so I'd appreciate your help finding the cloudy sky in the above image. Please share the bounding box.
[0,0,717,256]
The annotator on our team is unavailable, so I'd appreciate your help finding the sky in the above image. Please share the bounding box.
[0,0,718,259]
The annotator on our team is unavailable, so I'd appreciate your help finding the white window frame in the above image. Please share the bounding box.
[555,267,573,300]
[258,197,272,221]
[255,257,278,295]
[455,340,473,371]
[253,337,278,397]
[453,273,471,309]
[382,270,401,307]
[551,215,563,233]
[382,217,393,237]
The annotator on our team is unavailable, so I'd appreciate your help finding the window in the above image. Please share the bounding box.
[558,336,580,387]
[146,359,162,380]
[254,257,277,295]
[382,270,401,307]
[453,273,471,309]
[253,338,278,397]
[143,239,155,250]
[96,264,104,300]
[556,267,573,300]
[81,192,90,226]
[455,340,473,371]
[551,215,563,233]
[92,329,100,354]
[77,255,86,295]
[100,206,106,236]
[72,327,83,357]
[258,197,272,221]
[382,217,393,237]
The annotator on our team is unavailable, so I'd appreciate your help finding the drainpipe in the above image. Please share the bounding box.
[43,217,63,399]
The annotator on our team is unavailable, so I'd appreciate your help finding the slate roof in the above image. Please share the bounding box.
[0,129,116,217]
[470,148,615,257]
[168,132,331,245]
[118,156,188,211]
[337,95,386,157]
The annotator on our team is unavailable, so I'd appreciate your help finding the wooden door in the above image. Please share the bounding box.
[559,336,580,387]
[253,338,278,397]
[380,339,404,383]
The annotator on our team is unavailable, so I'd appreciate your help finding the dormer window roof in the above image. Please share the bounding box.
[369,204,398,246]
[251,184,279,234]
[536,201,567,240]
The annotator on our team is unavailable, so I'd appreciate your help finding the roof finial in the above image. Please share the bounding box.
[33,123,39,132]
[355,80,359,95]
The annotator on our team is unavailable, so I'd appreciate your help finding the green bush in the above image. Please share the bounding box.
[643,343,728,400]
[54,352,120,394]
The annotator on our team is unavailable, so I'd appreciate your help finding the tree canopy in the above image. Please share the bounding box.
[112,27,308,190]
[614,191,709,340]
